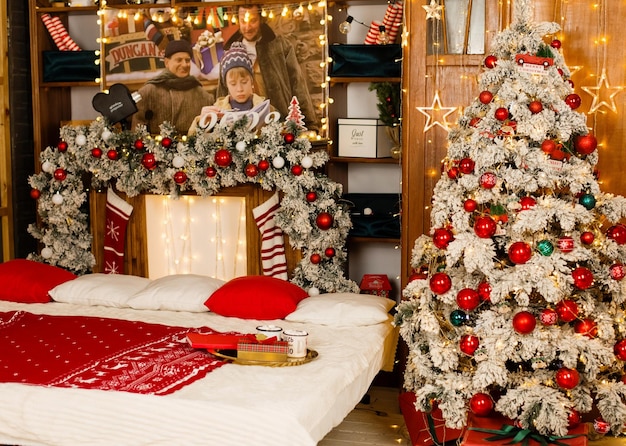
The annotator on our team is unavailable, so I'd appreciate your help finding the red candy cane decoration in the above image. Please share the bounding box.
[41,13,82,51]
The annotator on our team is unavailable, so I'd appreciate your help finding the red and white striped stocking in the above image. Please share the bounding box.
[103,187,133,274]
[253,193,288,280]
[41,14,82,51]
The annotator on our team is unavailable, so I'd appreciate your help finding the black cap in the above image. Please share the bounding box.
[164,39,193,58]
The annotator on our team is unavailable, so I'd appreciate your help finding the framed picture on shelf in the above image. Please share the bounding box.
[100,4,326,136]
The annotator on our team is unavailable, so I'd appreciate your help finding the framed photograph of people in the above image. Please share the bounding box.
[100,4,327,137]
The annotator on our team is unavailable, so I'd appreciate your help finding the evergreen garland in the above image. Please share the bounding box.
[27,117,359,294]
[369,82,401,127]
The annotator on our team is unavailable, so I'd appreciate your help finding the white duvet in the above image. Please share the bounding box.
[0,301,395,446]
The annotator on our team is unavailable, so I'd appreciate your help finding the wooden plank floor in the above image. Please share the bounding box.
[319,386,411,445]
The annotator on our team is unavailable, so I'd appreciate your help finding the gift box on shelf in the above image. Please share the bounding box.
[43,51,100,83]
[329,44,402,78]
[399,391,463,446]
[237,337,288,362]
[461,413,588,446]
[360,274,392,298]
[342,193,401,239]
[337,118,394,158]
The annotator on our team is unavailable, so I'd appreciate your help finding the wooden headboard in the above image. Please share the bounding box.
[89,186,302,278]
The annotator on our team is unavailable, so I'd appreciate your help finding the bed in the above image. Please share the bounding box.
[2,117,398,445]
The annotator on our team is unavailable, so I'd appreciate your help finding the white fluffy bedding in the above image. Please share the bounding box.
[0,300,396,446]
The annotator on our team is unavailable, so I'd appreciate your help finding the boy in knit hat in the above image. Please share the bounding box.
[188,42,271,134]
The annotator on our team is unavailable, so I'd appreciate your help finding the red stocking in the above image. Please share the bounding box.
[253,193,288,280]
[103,187,133,274]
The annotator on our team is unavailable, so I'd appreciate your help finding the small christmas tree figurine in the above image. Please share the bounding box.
[396,0,626,439]
[285,96,307,131]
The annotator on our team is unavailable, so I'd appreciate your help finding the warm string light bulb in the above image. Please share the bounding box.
[338,15,353,34]
[377,25,390,45]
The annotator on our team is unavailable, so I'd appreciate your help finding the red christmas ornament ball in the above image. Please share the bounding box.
[484,55,498,68]
[572,266,594,289]
[258,159,270,171]
[469,117,481,127]
[610,264,626,280]
[580,231,595,245]
[508,241,532,264]
[479,91,493,104]
[30,188,41,200]
[456,288,480,311]
[57,141,68,152]
[512,311,536,334]
[477,281,492,302]
[316,212,334,230]
[574,318,598,338]
[519,196,536,210]
[607,224,626,245]
[459,334,480,356]
[306,191,317,202]
[107,149,118,160]
[494,107,509,121]
[613,339,626,361]
[568,409,581,428]
[528,100,543,114]
[291,165,303,176]
[551,39,562,49]
[555,368,580,390]
[557,236,575,253]
[447,166,460,179]
[479,172,497,189]
[469,393,494,417]
[474,216,497,238]
[565,93,582,109]
[91,147,103,158]
[173,171,187,184]
[205,166,217,178]
[574,134,597,155]
[433,228,454,249]
[53,168,67,181]
[458,158,475,174]
[284,133,295,144]
[556,299,579,323]
[245,163,259,177]
[540,308,558,326]
[133,139,145,151]
[325,247,336,258]
[214,149,233,167]
[161,137,173,148]
[310,253,322,264]
[141,153,157,170]
[429,272,452,295]
[541,139,557,155]
[464,199,478,212]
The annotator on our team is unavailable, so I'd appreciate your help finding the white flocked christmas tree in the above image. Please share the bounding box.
[396,0,626,438]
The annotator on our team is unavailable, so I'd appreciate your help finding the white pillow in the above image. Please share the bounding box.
[49,273,151,308]
[285,292,395,327]
[127,274,225,312]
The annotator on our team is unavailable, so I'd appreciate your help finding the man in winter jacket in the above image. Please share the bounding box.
[131,39,214,134]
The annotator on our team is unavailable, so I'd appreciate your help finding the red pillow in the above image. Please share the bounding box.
[0,259,77,303]
[205,276,308,320]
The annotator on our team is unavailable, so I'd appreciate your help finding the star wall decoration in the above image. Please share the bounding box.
[581,68,623,114]
[416,90,457,132]
[423,0,444,20]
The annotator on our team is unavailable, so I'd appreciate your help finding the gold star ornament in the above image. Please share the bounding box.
[423,0,444,20]
[581,68,623,114]
[416,91,457,132]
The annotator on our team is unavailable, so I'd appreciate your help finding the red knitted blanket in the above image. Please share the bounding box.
[0,311,226,395]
